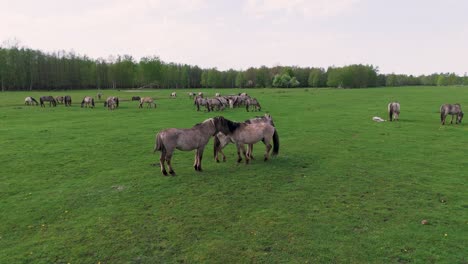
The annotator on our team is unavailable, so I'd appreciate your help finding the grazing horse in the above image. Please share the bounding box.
[188,92,195,99]
[214,116,279,164]
[388,102,400,121]
[440,104,463,125]
[207,98,225,112]
[97,92,102,100]
[194,95,208,111]
[214,114,277,162]
[104,96,119,110]
[154,117,226,176]
[139,97,156,108]
[170,92,177,98]
[81,96,95,108]
[64,95,72,106]
[40,96,57,107]
[246,98,261,112]
[24,97,39,106]
[131,96,141,101]
[55,96,64,104]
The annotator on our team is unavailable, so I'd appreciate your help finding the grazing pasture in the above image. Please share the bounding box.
[0,87,467,263]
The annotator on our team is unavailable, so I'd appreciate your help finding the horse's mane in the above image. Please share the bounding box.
[224,118,241,132]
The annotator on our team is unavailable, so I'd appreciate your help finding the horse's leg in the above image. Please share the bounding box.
[194,149,199,171]
[160,150,168,176]
[221,148,226,162]
[236,144,243,163]
[451,115,454,124]
[248,144,255,160]
[264,140,273,161]
[195,147,205,171]
[165,152,176,176]
[241,144,250,164]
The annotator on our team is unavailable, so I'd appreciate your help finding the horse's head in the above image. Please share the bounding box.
[458,112,464,123]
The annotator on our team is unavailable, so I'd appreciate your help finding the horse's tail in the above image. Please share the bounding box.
[32,97,38,104]
[91,98,95,107]
[214,135,221,158]
[154,133,163,153]
[440,109,445,123]
[81,99,85,107]
[272,129,279,156]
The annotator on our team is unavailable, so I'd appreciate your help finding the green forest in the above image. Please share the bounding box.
[0,45,466,91]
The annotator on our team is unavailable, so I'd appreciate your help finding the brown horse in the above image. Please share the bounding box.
[440,104,463,125]
[105,96,118,110]
[40,96,57,107]
[55,96,64,104]
[81,96,95,108]
[214,114,277,162]
[388,102,400,121]
[139,97,156,108]
[64,95,72,107]
[194,95,208,111]
[153,117,226,176]
[214,116,279,164]
[131,96,141,101]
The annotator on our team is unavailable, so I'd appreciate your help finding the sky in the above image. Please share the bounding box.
[0,0,467,75]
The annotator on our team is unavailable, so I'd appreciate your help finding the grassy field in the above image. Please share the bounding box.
[0,87,467,263]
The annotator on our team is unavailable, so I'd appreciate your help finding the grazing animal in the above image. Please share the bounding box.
[55,96,64,104]
[188,92,195,99]
[194,95,208,111]
[81,96,95,108]
[104,96,119,110]
[215,92,221,97]
[440,104,463,125]
[170,92,177,98]
[214,114,277,162]
[153,117,226,176]
[206,98,225,112]
[40,96,57,107]
[24,97,39,106]
[131,96,141,101]
[246,98,261,112]
[139,97,156,108]
[388,102,400,121]
[97,92,102,100]
[214,116,279,164]
[64,95,72,107]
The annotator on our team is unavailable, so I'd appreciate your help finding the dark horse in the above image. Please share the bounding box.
[154,117,227,176]
[64,95,72,107]
[388,102,400,121]
[440,104,463,125]
[214,116,279,164]
[131,96,141,101]
[40,96,57,107]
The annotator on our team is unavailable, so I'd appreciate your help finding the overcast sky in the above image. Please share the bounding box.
[1,0,467,75]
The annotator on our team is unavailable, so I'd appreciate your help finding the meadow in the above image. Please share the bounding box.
[0,87,467,263]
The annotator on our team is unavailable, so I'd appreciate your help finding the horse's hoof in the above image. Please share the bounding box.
[237,159,242,163]
[169,171,176,176]
[162,170,168,176]
[264,157,268,161]
[216,159,220,163]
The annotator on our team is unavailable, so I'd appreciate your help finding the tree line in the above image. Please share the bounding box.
[0,45,466,91]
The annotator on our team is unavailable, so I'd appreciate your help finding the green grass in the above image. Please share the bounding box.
[0,87,467,263]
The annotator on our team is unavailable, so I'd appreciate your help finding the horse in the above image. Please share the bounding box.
[246,98,261,112]
[97,92,102,100]
[64,95,72,107]
[81,96,95,108]
[170,92,177,98]
[153,116,226,176]
[214,114,277,162]
[24,97,39,106]
[214,116,279,164]
[387,102,400,121]
[215,92,221,97]
[194,95,208,111]
[55,96,64,104]
[440,104,463,125]
[206,98,225,112]
[139,97,156,108]
[105,96,118,110]
[188,92,195,99]
[131,96,141,101]
[40,96,57,107]
[104,96,119,110]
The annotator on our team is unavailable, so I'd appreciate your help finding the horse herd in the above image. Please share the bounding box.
[387,101,463,125]
[154,114,279,176]
[191,92,261,112]
[24,94,157,110]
